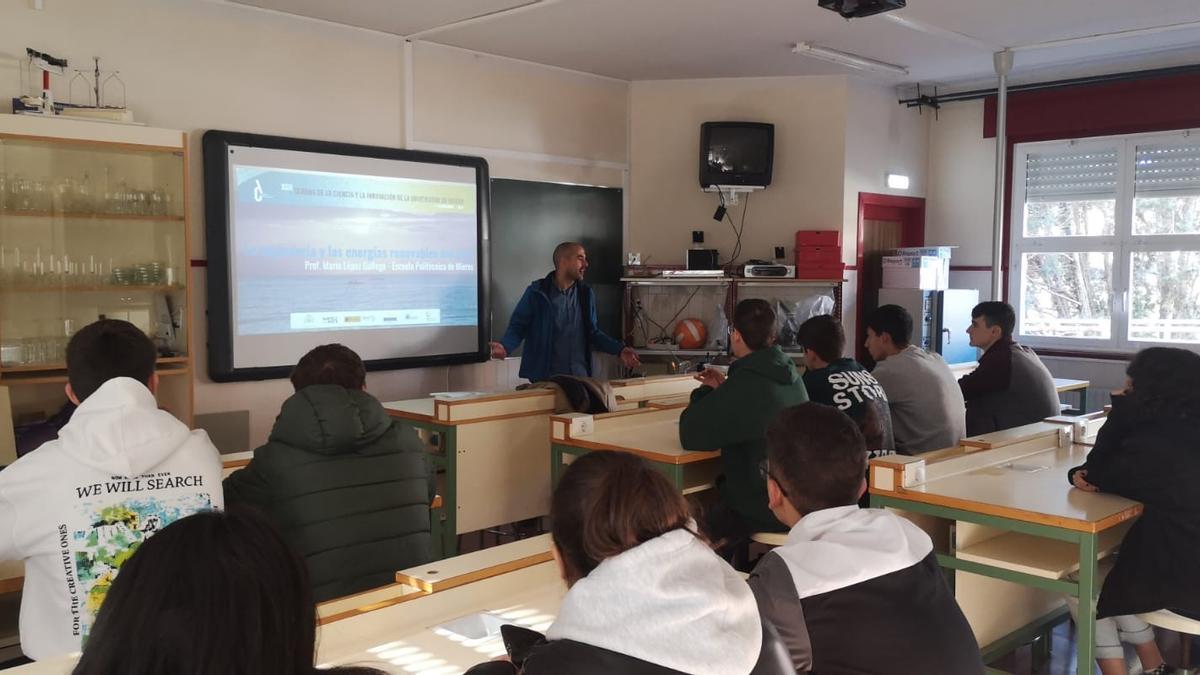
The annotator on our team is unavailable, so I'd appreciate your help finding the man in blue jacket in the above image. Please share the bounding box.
[490,242,640,382]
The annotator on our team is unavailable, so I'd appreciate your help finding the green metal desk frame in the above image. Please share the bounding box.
[871,493,1103,675]
[400,417,458,559]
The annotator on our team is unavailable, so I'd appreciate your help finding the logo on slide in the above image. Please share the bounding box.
[253,179,264,203]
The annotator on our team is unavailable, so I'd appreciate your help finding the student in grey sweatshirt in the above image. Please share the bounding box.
[863,305,966,454]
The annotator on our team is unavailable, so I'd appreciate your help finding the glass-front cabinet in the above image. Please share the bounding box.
[0,115,192,459]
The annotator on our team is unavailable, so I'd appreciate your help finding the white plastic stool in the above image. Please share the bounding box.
[1137,610,1200,674]
[750,532,788,547]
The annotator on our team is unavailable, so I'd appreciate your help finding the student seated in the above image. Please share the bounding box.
[959,301,1060,435]
[1065,347,1200,675]
[679,299,809,562]
[863,304,965,454]
[749,403,984,675]
[72,508,385,675]
[796,314,893,454]
[0,319,223,661]
[465,450,792,675]
[223,344,434,602]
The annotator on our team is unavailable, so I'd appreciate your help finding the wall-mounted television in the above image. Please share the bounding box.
[699,121,775,189]
[202,130,490,382]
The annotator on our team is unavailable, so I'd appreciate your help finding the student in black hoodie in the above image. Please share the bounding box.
[749,403,984,675]
[465,450,792,675]
[1066,347,1200,675]
[796,314,893,454]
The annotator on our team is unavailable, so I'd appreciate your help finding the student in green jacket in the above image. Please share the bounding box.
[680,299,809,568]
[223,344,435,602]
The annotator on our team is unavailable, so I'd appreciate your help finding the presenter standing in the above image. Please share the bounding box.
[490,242,640,381]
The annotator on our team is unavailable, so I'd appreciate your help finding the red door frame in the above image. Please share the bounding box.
[855,192,926,361]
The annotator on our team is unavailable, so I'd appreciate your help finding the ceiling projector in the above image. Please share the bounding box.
[818,0,906,19]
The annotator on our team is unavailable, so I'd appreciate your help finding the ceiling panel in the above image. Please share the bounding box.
[235,0,1200,84]
[230,0,534,37]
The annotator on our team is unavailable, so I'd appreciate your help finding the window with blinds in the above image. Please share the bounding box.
[1011,132,1200,350]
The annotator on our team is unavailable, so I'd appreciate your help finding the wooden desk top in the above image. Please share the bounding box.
[0,559,21,595]
[382,397,437,422]
[874,440,1141,533]
[1053,378,1089,394]
[318,561,564,673]
[396,534,552,593]
[553,407,720,465]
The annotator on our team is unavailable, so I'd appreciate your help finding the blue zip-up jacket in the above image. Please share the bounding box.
[499,272,624,382]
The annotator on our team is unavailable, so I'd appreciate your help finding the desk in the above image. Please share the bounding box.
[384,390,557,558]
[549,406,721,494]
[5,538,563,675]
[0,560,20,595]
[870,428,1140,674]
[220,450,252,479]
[383,376,699,558]
[1046,411,1108,446]
[1053,378,1090,413]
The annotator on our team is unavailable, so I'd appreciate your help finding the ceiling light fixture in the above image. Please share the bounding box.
[792,42,910,75]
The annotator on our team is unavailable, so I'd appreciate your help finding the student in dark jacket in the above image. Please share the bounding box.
[489,241,640,382]
[749,403,984,675]
[796,314,893,453]
[680,299,809,563]
[223,344,434,602]
[959,301,1060,435]
[465,450,793,675]
[1066,347,1200,675]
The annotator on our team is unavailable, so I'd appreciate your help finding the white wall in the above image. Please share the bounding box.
[842,80,929,241]
[925,99,996,267]
[628,76,848,267]
[1,0,629,446]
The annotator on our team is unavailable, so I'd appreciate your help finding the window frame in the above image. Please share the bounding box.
[1010,129,1200,353]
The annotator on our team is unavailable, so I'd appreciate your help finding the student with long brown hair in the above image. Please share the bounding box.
[467,450,791,675]
[72,508,385,675]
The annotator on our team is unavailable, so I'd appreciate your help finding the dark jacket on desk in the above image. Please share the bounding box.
[223,384,435,602]
[959,338,1060,436]
[499,272,625,382]
[463,528,794,675]
[1066,394,1200,619]
[679,345,809,532]
[748,506,984,675]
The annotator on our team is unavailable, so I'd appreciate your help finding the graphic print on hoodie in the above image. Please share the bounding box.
[0,378,224,660]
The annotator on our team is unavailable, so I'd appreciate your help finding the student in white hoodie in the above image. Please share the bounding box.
[749,403,983,675]
[466,450,792,675]
[0,319,223,661]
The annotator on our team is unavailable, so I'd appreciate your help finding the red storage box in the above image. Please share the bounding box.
[796,245,842,263]
[796,230,842,248]
[796,262,846,279]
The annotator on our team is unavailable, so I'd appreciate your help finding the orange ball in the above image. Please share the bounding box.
[673,318,708,350]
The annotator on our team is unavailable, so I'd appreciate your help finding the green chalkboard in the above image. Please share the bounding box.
[489,179,624,353]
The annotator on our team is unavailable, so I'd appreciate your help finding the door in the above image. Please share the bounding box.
[855,193,926,365]
[938,289,981,365]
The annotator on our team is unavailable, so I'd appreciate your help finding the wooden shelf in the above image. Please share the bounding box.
[955,523,1131,580]
[0,356,188,375]
[0,284,181,294]
[0,209,183,222]
[0,364,189,386]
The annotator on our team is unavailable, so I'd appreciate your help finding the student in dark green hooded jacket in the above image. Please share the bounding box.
[223,344,435,602]
[680,299,809,567]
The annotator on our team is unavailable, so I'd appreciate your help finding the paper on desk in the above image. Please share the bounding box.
[429,391,486,399]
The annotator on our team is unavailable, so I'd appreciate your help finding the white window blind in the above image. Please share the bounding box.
[1025,149,1118,200]
[1135,143,1200,194]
